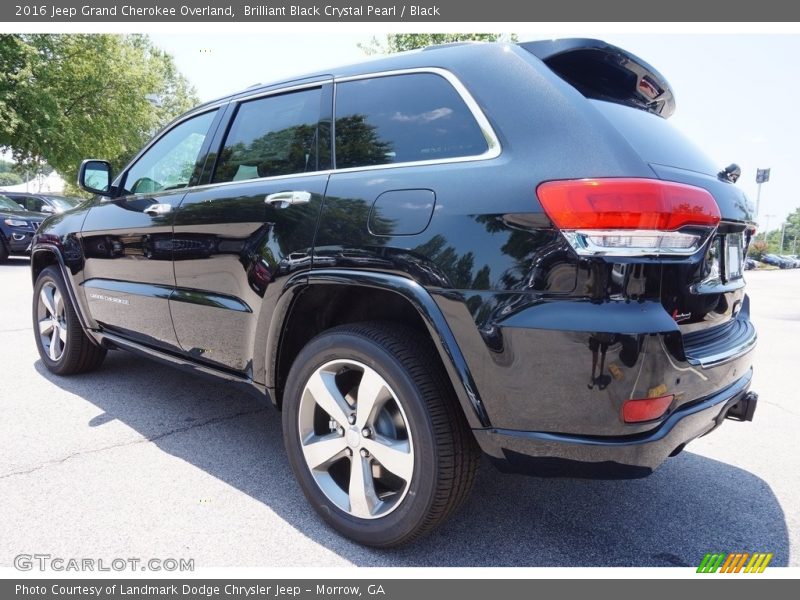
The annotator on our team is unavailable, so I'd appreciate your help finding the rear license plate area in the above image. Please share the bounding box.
[723,232,744,281]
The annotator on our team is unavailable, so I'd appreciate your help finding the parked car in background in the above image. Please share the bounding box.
[30,39,759,547]
[744,257,758,270]
[780,255,800,268]
[762,254,791,269]
[0,194,45,261]
[2,192,82,215]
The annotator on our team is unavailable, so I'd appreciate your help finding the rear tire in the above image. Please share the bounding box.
[33,266,106,375]
[282,322,480,547]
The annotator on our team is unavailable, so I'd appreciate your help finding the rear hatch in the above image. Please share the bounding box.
[522,39,756,364]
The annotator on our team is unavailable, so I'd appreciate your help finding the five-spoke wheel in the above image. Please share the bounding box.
[37,281,68,362]
[298,359,414,519]
[283,322,480,547]
[33,266,106,375]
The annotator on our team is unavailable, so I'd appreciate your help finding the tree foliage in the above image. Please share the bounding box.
[750,206,800,256]
[359,33,517,55]
[0,34,197,182]
[0,172,22,186]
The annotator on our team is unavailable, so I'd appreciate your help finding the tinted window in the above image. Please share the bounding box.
[0,195,24,212]
[334,73,489,169]
[4,195,32,210]
[123,110,217,195]
[45,196,80,210]
[25,197,45,212]
[213,88,323,183]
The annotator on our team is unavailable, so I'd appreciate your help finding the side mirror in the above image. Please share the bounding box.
[40,205,55,214]
[78,159,112,195]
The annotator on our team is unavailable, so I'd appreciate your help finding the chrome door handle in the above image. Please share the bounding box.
[144,203,172,216]
[265,191,311,208]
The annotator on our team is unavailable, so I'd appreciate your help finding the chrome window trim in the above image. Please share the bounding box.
[233,77,332,104]
[171,67,502,195]
[333,67,502,170]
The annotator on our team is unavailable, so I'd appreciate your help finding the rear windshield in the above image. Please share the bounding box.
[591,100,718,176]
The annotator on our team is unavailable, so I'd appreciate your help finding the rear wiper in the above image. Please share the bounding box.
[718,163,741,183]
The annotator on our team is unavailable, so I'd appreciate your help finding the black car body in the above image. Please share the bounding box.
[0,194,45,260]
[3,191,82,215]
[30,40,758,545]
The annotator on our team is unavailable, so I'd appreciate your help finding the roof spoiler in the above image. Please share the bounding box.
[519,38,676,118]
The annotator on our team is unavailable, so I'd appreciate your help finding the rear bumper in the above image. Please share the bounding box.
[474,369,755,478]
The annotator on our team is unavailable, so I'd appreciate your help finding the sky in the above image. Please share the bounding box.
[148,32,800,234]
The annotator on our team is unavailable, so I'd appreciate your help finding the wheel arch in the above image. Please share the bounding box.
[262,270,490,428]
[31,245,98,335]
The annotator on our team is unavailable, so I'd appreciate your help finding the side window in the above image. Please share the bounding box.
[334,73,489,169]
[6,195,27,210]
[123,110,217,195]
[28,197,44,212]
[212,87,322,183]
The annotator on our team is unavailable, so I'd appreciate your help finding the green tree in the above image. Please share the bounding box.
[359,33,517,55]
[0,172,22,186]
[0,34,197,183]
[752,208,800,256]
[780,207,800,255]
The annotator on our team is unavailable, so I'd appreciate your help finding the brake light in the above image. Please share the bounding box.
[622,394,674,423]
[537,178,721,256]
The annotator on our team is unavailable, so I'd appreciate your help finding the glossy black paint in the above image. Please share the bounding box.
[475,369,753,477]
[31,40,757,476]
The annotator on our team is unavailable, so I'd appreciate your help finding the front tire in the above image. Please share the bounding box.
[33,266,106,375]
[282,322,480,547]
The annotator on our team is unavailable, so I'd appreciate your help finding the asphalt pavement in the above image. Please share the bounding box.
[0,257,797,568]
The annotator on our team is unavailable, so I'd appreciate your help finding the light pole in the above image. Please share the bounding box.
[764,214,776,242]
[780,222,787,254]
[755,168,771,220]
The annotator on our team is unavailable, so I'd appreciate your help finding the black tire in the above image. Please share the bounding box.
[282,322,480,547]
[33,266,107,375]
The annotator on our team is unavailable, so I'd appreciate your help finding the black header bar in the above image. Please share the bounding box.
[4,0,800,22]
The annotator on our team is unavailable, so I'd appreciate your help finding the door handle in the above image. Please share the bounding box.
[265,191,312,208]
[144,203,172,216]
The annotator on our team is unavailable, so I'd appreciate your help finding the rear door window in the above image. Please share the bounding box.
[334,73,489,169]
[212,87,323,183]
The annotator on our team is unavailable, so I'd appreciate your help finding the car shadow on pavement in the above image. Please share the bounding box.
[35,352,789,567]
[0,257,31,267]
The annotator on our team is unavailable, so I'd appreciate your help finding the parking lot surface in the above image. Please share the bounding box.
[1,258,797,567]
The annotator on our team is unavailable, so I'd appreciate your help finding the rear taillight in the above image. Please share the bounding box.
[622,394,674,423]
[537,178,721,256]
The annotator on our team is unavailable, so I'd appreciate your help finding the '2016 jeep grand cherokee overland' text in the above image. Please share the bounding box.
[31,39,758,547]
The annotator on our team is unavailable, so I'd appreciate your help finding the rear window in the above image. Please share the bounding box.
[592,100,718,176]
[334,73,489,169]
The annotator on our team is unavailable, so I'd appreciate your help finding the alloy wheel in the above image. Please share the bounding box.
[297,359,414,519]
[37,282,67,362]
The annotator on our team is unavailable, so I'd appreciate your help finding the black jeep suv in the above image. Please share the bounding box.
[31,39,758,547]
